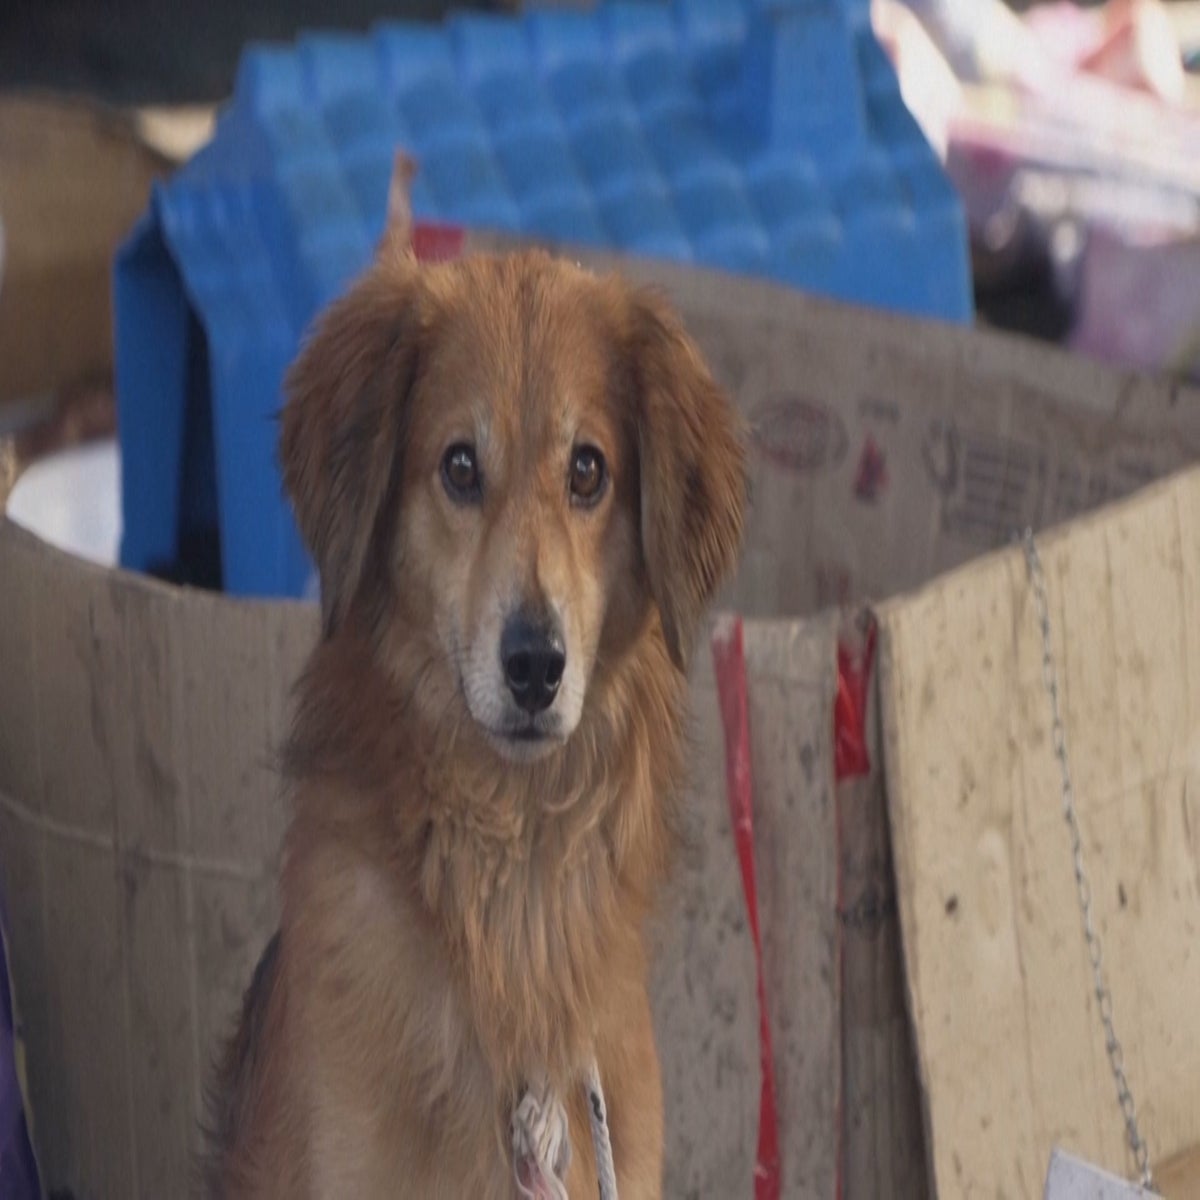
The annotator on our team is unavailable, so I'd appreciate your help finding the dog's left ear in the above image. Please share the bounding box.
[629,289,747,671]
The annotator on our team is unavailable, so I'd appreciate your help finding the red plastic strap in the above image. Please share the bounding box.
[711,618,782,1200]
[411,221,466,262]
[834,624,877,782]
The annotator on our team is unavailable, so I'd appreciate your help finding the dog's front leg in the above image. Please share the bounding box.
[592,986,665,1200]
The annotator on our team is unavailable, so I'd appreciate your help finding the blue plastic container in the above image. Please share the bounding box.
[115,0,971,598]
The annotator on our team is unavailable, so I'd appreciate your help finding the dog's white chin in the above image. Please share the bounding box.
[483,728,566,764]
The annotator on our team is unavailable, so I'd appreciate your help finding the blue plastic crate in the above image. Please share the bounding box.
[115,0,971,599]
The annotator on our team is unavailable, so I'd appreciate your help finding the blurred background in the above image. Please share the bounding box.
[2,0,486,103]
[4,0,1198,364]
[1,0,1198,561]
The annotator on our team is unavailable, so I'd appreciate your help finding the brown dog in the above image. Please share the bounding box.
[205,214,746,1197]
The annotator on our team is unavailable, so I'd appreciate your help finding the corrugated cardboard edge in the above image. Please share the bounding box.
[877,466,1200,1197]
[837,612,931,1200]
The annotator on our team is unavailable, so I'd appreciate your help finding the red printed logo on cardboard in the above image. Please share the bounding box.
[853,434,888,502]
[749,396,848,473]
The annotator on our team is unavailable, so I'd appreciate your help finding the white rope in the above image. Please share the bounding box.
[510,1059,618,1200]
[511,1074,571,1200]
[584,1059,618,1200]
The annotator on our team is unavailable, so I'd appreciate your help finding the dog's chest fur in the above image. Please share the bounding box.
[402,714,672,1088]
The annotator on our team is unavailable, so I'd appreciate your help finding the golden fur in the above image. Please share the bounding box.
[205,225,746,1197]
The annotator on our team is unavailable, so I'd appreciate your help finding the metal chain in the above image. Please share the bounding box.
[1022,530,1154,1190]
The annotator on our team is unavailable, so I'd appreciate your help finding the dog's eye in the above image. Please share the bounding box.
[442,443,481,502]
[569,445,607,507]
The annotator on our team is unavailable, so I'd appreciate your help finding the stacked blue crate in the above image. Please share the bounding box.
[115,0,971,599]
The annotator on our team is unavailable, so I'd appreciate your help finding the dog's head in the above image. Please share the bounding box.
[281,240,745,763]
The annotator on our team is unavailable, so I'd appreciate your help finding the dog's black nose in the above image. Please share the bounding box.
[501,615,566,713]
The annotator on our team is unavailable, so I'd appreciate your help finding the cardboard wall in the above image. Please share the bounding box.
[879,467,1200,1194]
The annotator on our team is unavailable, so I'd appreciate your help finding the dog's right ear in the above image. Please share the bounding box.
[280,259,424,637]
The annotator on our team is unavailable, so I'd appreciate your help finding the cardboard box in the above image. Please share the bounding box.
[3,247,1199,1198]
